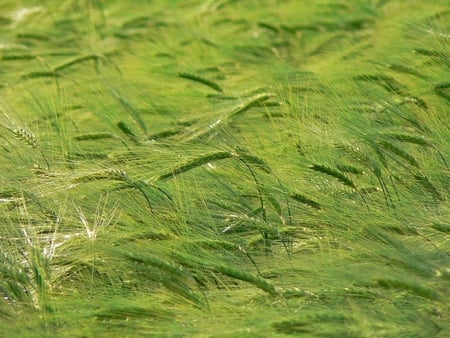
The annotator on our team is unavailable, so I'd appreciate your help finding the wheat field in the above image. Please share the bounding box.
[0,1,449,337]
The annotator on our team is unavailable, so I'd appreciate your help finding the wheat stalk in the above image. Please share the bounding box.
[72,169,172,212]
[11,127,38,148]
[212,263,278,295]
[353,74,406,94]
[435,82,450,101]
[178,72,223,93]
[73,132,116,141]
[53,54,104,72]
[116,121,140,145]
[157,151,233,181]
[309,163,357,189]
[291,193,321,210]
[377,140,420,168]
[21,71,59,79]
[111,89,147,135]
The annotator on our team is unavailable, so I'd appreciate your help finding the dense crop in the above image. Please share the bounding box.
[0,1,448,336]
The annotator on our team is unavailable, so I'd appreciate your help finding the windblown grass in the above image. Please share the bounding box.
[0,0,449,337]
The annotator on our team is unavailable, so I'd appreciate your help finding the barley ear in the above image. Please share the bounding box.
[178,72,224,93]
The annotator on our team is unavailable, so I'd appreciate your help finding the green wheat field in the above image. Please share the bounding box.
[0,1,449,337]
